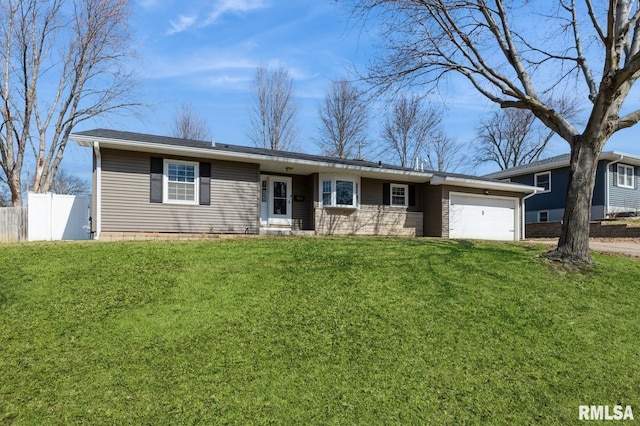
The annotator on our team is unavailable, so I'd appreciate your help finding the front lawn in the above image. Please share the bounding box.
[1,238,638,424]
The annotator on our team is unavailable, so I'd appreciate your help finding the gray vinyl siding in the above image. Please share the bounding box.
[608,163,640,212]
[100,148,259,233]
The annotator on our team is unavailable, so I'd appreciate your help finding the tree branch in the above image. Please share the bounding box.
[568,0,598,101]
[615,108,640,130]
[584,0,606,42]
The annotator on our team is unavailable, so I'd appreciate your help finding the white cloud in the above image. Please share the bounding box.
[204,74,252,89]
[167,14,198,35]
[141,50,258,80]
[165,0,266,35]
[204,0,267,25]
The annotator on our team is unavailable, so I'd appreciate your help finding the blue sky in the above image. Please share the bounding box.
[64,0,640,180]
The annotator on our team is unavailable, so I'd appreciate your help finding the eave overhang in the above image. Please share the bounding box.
[430,175,541,194]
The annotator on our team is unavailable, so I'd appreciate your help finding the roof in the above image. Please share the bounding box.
[486,151,640,179]
[71,128,539,193]
[73,128,415,171]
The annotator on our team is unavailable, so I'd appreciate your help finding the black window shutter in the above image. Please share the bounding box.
[409,185,416,207]
[199,162,211,205]
[383,183,390,205]
[150,157,163,203]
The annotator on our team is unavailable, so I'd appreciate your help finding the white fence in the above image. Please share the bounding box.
[0,207,28,242]
[27,192,91,241]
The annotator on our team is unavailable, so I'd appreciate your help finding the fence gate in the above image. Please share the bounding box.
[28,192,90,241]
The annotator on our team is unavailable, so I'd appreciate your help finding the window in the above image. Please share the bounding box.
[261,180,267,202]
[322,180,332,206]
[272,181,288,215]
[538,211,549,222]
[617,164,635,188]
[336,180,354,206]
[320,176,359,208]
[390,184,408,207]
[535,171,551,193]
[164,160,198,204]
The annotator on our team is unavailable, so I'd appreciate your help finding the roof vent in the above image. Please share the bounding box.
[211,139,215,147]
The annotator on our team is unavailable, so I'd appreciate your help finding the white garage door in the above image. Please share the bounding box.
[449,193,519,241]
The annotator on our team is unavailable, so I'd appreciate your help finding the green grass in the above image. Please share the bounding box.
[1,237,639,424]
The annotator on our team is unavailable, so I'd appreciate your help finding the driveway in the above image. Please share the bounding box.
[525,239,640,258]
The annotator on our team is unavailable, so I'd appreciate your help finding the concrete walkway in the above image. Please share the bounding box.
[526,239,640,258]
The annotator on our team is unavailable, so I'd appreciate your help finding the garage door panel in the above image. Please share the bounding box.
[449,194,518,241]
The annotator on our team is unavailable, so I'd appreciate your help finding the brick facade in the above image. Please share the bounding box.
[314,206,423,236]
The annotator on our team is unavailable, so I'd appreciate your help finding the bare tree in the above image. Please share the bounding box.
[0,0,137,207]
[351,0,640,264]
[170,102,211,141]
[424,132,468,173]
[248,65,298,151]
[0,184,10,207]
[317,80,369,159]
[475,108,555,171]
[50,168,89,195]
[476,98,580,171]
[381,95,439,167]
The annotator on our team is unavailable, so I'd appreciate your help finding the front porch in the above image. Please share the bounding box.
[258,173,424,237]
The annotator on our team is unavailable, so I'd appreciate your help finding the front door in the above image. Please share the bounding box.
[260,175,292,227]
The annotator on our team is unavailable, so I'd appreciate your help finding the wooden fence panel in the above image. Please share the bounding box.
[0,207,27,243]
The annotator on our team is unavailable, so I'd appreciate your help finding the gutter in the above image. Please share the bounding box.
[93,141,102,240]
[429,175,539,193]
[484,159,570,179]
[605,154,624,218]
[520,189,542,239]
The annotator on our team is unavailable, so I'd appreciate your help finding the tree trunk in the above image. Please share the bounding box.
[8,171,22,207]
[548,142,600,265]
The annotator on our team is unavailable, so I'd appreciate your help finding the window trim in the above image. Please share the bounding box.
[319,175,359,209]
[390,183,409,208]
[322,179,333,207]
[534,171,551,193]
[538,210,549,223]
[163,159,199,205]
[617,164,635,189]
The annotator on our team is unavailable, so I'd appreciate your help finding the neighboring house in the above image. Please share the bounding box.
[71,129,539,241]
[486,152,640,223]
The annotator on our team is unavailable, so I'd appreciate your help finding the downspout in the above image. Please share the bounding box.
[521,190,540,240]
[605,154,624,218]
[93,141,102,240]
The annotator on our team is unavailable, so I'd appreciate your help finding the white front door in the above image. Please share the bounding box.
[260,175,292,227]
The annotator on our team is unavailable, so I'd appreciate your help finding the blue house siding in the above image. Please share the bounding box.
[488,152,640,222]
[510,168,569,211]
[593,161,607,206]
[608,163,640,213]
[511,160,610,222]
